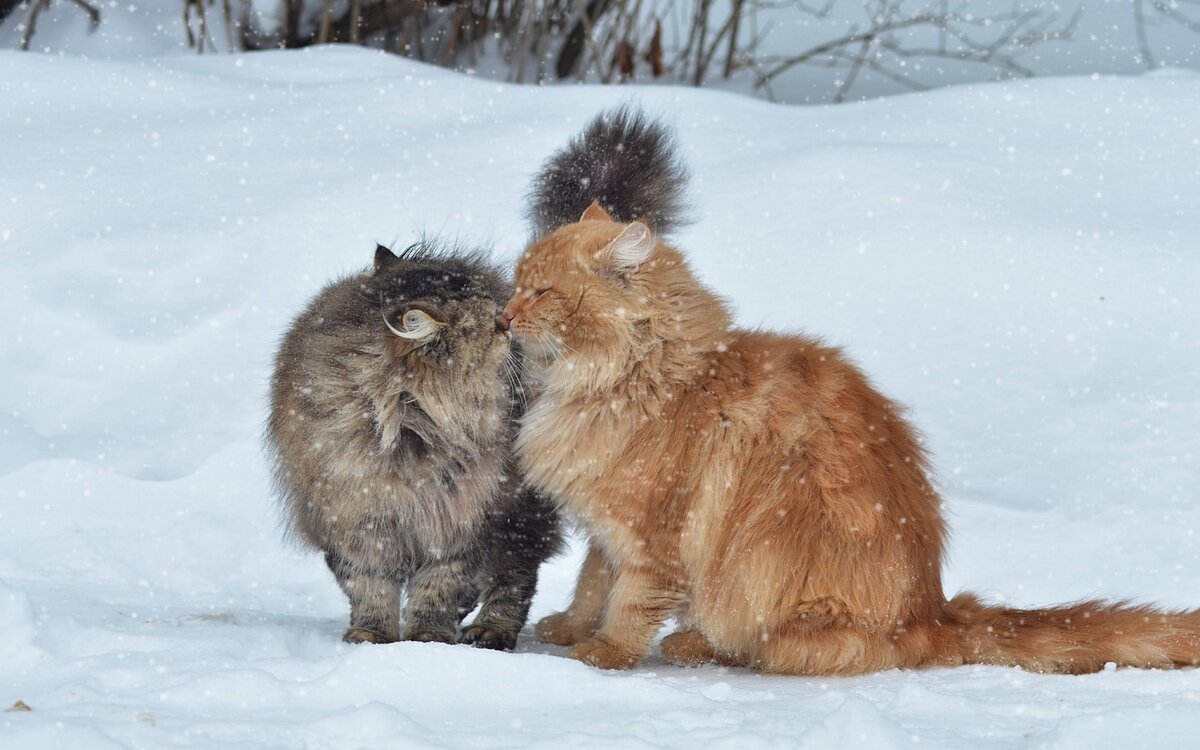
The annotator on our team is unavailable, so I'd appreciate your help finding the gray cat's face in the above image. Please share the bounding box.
[373,246,511,379]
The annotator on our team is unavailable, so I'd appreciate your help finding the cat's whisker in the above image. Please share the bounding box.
[554,337,581,358]
[527,329,574,361]
[502,356,527,412]
[512,367,529,411]
[509,352,533,385]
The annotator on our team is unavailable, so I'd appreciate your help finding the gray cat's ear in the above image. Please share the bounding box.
[604,221,654,275]
[374,244,401,273]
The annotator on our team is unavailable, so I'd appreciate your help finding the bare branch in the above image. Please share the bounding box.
[21,0,99,51]
[1153,0,1200,34]
[751,1,1078,100]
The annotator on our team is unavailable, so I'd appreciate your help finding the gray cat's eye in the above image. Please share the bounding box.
[382,307,439,340]
[403,310,429,329]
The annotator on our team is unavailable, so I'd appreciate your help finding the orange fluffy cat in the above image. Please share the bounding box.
[500,108,1200,675]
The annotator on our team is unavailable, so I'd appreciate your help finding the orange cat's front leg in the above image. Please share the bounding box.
[535,540,614,646]
[568,563,683,670]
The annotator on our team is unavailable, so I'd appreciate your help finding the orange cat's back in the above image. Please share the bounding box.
[674,331,949,652]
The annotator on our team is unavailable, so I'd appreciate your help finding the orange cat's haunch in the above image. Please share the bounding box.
[502,199,1200,676]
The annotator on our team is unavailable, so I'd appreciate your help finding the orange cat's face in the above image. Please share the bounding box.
[502,203,657,365]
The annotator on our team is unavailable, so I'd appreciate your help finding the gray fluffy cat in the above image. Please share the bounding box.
[267,242,561,649]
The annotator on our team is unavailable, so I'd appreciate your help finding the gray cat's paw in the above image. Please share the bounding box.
[403,629,457,645]
[342,627,397,644]
[459,623,518,651]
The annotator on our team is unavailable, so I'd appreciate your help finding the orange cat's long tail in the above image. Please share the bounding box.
[944,593,1200,673]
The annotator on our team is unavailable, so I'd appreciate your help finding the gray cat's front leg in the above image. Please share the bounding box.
[326,552,401,644]
[460,563,539,651]
[402,557,478,644]
[462,487,561,651]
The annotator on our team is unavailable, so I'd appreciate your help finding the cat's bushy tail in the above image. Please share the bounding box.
[526,105,689,238]
[939,593,1200,673]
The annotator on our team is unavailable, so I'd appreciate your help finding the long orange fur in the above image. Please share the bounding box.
[501,201,1200,675]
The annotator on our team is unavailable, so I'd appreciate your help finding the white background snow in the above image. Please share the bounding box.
[4,0,1200,102]
[2,30,1200,750]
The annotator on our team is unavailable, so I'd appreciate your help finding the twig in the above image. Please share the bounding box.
[22,0,99,50]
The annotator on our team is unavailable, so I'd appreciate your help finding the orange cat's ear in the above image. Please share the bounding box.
[604,221,655,275]
[580,200,614,223]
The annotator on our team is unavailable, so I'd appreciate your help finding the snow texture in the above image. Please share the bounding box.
[2,46,1200,749]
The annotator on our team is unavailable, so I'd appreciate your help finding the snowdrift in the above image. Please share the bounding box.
[2,48,1199,748]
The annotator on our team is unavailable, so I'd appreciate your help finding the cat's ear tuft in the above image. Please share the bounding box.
[580,200,614,223]
[374,244,401,273]
[605,221,654,275]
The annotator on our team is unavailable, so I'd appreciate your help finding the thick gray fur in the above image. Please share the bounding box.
[526,105,690,238]
[267,241,562,650]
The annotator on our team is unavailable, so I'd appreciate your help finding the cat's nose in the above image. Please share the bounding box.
[496,310,514,333]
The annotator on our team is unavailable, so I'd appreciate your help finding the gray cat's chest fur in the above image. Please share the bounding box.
[297,367,507,569]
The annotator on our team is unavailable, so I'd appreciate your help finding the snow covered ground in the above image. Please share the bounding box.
[2,47,1199,748]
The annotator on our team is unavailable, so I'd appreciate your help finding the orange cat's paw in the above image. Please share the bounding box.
[568,637,641,670]
[661,629,718,667]
[535,611,591,646]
